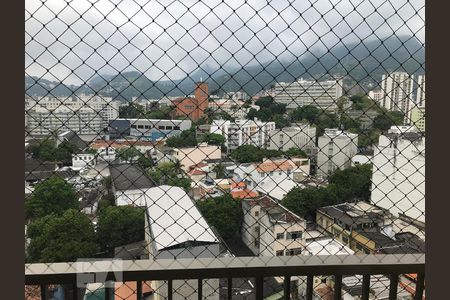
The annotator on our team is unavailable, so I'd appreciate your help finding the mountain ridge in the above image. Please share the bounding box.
[25,34,424,100]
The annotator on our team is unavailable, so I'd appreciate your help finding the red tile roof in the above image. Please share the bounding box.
[255,159,296,173]
[231,189,259,199]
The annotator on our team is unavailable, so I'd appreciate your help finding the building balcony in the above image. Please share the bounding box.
[25,254,424,300]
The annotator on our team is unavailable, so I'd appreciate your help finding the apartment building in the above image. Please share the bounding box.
[316,128,358,177]
[26,95,120,136]
[274,78,344,110]
[267,123,316,154]
[416,74,426,107]
[169,143,222,171]
[380,72,414,122]
[242,196,307,257]
[410,105,425,132]
[108,118,192,141]
[210,118,276,150]
[370,126,425,223]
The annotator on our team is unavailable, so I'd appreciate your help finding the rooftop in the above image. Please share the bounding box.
[318,201,392,227]
[244,196,305,224]
[110,163,156,192]
[116,185,219,251]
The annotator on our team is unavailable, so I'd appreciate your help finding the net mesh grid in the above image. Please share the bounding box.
[25,0,425,299]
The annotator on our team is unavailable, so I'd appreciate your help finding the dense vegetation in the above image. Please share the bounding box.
[96,206,145,256]
[282,164,372,221]
[196,194,243,241]
[230,144,307,163]
[165,128,198,148]
[26,139,82,164]
[147,161,192,191]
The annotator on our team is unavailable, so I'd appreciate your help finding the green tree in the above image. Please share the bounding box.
[55,141,80,164]
[119,103,145,118]
[27,209,98,263]
[273,114,291,129]
[165,129,198,148]
[373,111,404,131]
[26,139,58,161]
[96,206,145,256]
[200,133,226,148]
[148,161,192,191]
[26,176,79,220]
[328,164,372,200]
[290,105,320,123]
[284,147,307,158]
[213,164,227,179]
[282,165,372,220]
[196,194,243,240]
[230,145,266,163]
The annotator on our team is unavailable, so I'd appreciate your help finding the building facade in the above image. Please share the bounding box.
[410,105,425,132]
[380,72,414,122]
[26,95,120,136]
[370,126,425,223]
[171,82,209,122]
[210,118,276,150]
[108,118,192,141]
[267,124,317,154]
[316,129,358,177]
[242,196,307,257]
[274,78,344,110]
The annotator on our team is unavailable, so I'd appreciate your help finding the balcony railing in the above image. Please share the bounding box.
[26,254,424,300]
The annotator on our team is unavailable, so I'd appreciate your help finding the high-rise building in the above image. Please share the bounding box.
[317,129,358,177]
[267,123,317,155]
[274,78,344,110]
[416,75,426,107]
[380,72,414,123]
[210,118,276,150]
[370,126,425,223]
[26,95,120,136]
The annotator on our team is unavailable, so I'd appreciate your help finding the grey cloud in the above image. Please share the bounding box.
[25,0,425,85]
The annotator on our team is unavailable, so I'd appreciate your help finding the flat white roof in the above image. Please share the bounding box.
[116,185,219,251]
[305,238,354,255]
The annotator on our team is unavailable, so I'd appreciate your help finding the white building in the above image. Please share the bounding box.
[267,124,316,154]
[416,74,425,107]
[370,126,425,223]
[368,89,383,103]
[274,78,344,110]
[72,153,96,171]
[116,185,221,300]
[226,91,249,101]
[210,118,276,150]
[26,95,120,136]
[241,196,307,257]
[380,72,414,122]
[317,129,358,177]
[232,157,310,190]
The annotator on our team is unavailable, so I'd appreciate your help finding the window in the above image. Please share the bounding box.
[276,250,284,256]
[285,248,302,256]
[166,126,173,130]
[137,125,144,129]
[174,126,180,130]
[158,126,165,130]
[254,211,259,217]
[286,231,303,240]
[276,233,284,240]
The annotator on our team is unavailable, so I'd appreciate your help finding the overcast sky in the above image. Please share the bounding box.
[25,0,425,85]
